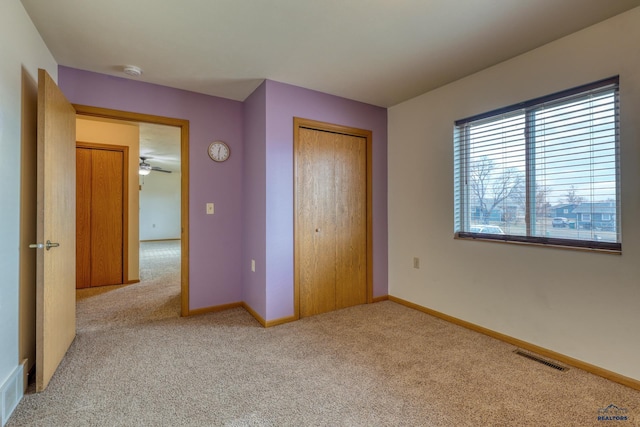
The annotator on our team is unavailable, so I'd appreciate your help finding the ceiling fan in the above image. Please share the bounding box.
[139,156,172,175]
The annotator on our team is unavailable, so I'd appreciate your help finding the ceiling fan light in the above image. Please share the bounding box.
[138,163,152,175]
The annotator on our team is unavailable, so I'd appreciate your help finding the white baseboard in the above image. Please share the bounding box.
[1,363,24,427]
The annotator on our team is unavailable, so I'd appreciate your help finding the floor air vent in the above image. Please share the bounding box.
[513,349,569,372]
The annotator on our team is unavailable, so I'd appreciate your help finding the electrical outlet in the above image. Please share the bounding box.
[251,259,256,272]
[206,203,214,215]
[413,257,420,269]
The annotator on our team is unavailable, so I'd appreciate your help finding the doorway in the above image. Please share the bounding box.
[293,117,373,319]
[74,105,190,316]
[138,122,181,245]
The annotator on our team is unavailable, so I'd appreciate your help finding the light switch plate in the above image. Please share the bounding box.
[206,203,214,215]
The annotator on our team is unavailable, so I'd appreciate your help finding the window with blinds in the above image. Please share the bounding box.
[454,77,620,252]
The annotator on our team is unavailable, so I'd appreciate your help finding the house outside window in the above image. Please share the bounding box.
[454,77,621,252]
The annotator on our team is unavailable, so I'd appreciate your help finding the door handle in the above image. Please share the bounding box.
[46,240,60,250]
[29,240,60,251]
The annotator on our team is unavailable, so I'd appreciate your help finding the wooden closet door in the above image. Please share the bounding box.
[90,149,123,286]
[298,128,337,317]
[334,134,367,310]
[297,127,367,318]
[76,147,124,288]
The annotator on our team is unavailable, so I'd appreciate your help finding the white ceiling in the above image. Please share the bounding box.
[139,122,181,173]
[21,0,640,108]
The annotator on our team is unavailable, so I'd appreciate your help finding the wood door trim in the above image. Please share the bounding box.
[76,142,129,285]
[293,117,373,319]
[73,104,190,316]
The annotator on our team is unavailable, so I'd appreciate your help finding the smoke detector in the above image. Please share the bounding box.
[123,65,143,77]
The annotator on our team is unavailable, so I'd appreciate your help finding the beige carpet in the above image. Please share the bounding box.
[8,241,640,426]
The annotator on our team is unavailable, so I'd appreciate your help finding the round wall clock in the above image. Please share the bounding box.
[208,141,230,162]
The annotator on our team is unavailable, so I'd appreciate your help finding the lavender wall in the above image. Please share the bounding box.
[242,82,267,317]
[58,68,389,321]
[263,80,388,321]
[59,66,244,310]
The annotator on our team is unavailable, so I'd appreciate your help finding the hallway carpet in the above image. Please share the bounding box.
[8,241,640,426]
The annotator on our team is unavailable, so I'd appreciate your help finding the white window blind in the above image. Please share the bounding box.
[454,77,620,252]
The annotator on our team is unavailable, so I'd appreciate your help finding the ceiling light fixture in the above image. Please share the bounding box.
[138,162,152,175]
[123,65,143,77]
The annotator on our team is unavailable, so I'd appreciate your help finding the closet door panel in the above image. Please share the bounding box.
[335,134,367,310]
[75,148,92,288]
[89,149,123,287]
[298,128,337,317]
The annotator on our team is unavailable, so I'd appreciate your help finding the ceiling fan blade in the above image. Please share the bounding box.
[151,167,172,173]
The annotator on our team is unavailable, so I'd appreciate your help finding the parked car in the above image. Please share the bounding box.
[470,225,505,235]
[593,222,615,231]
[552,217,569,228]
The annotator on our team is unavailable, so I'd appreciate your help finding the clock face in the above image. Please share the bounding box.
[208,141,230,162]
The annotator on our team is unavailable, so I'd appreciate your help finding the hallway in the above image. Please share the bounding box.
[75,239,181,332]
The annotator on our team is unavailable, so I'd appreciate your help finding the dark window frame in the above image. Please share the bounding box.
[454,77,621,253]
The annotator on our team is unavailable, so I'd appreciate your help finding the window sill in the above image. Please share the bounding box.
[454,233,621,255]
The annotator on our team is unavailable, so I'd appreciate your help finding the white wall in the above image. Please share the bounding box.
[388,7,640,381]
[0,0,57,423]
[139,172,181,241]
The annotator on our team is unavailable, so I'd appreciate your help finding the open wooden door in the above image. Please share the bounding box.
[34,69,76,391]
